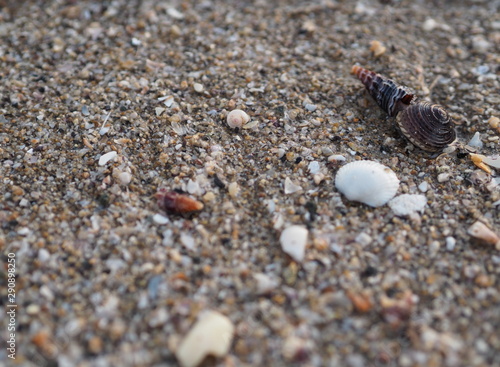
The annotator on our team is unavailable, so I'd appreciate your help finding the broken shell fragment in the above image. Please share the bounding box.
[467,221,500,249]
[351,65,456,152]
[226,109,250,129]
[388,194,427,216]
[280,225,308,262]
[176,311,234,367]
[335,161,400,207]
[155,189,204,215]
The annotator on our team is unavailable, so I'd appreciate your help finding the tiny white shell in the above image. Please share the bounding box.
[226,109,250,128]
[335,161,400,207]
[388,194,427,216]
[98,151,117,166]
[280,225,308,262]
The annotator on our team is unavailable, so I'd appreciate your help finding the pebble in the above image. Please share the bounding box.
[355,232,372,246]
[254,273,279,295]
[193,83,204,93]
[388,194,427,216]
[98,151,117,166]
[422,18,438,31]
[488,116,499,129]
[228,182,240,198]
[308,161,320,175]
[328,154,346,162]
[176,311,234,367]
[445,236,456,251]
[304,103,317,112]
[280,225,308,262]
[117,171,132,185]
[467,132,483,149]
[437,173,450,183]
[467,221,500,248]
[284,177,302,194]
[418,181,429,193]
[152,213,170,225]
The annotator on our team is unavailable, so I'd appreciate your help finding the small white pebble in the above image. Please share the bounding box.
[98,151,117,166]
[131,37,141,46]
[418,181,429,193]
[429,240,440,257]
[19,198,29,207]
[153,214,170,225]
[422,18,438,32]
[437,173,450,183]
[226,109,250,129]
[176,311,234,367]
[228,182,239,198]
[180,233,196,251]
[467,132,483,149]
[488,116,500,129]
[308,161,320,175]
[38,248,50,262]
[304,103,317,112]
[388,194,427,216]
[254,273,279,295]
[155,107,165,116]
[355,232,372,246]
[193,83,204,93]
[284,177,302,194]
[118,171,132,186]
[445,236,456,251]
[328,154,346,162]
[280,225,308,262]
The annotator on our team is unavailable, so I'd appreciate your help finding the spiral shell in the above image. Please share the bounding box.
[351,65,456,152]
[351,65,413,117]
[396,102,456,152]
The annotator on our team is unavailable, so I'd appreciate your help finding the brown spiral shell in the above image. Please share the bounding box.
[351,65,456,152]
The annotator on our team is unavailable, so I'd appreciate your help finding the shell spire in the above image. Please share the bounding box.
[351,65,413,117]
[351,65,457,152]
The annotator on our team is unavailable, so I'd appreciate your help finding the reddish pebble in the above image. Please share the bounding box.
[155,188,204,215]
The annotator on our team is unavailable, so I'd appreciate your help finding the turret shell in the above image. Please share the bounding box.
[335,161,400,207]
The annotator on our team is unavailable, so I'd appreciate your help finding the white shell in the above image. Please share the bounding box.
[335,161,400,207]
[280,225,308,262]
[226,109,250,128]
[176,311,234,367]
[388,194,427,216]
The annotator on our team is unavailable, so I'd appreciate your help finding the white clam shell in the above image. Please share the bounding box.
[335,161,400,207]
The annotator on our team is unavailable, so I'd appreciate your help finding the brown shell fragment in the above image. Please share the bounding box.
[396,102,457,152]
[155,189,204,215]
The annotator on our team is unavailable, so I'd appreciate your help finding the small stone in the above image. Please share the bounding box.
[152,213,170,225]
[388,194,427,216]
[113,169,129,185]
[328,154,346,162]
[81,105,90,116]
[467,221,500,248]
[445,236,456,251]
[418,181,429,193]
[304,103,317,112]
[88,336,103,354]
[26,304,41,315]
[155,107,165,116]
[488,116,500,129]
[180,233,196,251]
[254,273,279,295]
[471,35,491,54]
[355,232,372,246]
[176,311,234,367]
[228,182,239,198]
[282,335,312,362]
[308,161,320,175]
[422,18,438,32]
[284,177,302,194]
[38,248,50,262]
[467,132,483,149]
[98,151,117,166]
[193,83,204,93]
[280,225,308,262]
[437,173,450,183]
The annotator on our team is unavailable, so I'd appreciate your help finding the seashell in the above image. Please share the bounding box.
[351,65,456,152]
[467,221,500,249]
[396,102,457,152]
[155,188,204,215]
[335,160,400,207]
[226,109,250,129]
